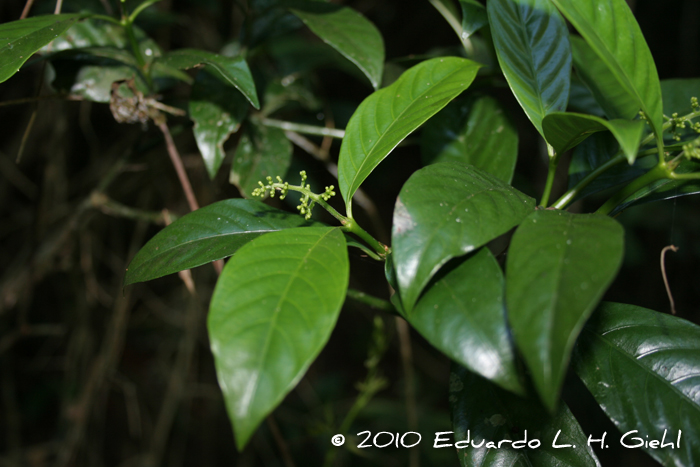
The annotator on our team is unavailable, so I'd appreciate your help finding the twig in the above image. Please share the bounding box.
[266,415,297,467]
[20,0,35,18]
[395,318,419,467]
[54,0,63,14]
[157,120,200,212]
[660,245,679,315]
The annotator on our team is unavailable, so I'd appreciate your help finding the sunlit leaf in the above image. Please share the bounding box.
[487,0,571,137]
[338,57,480,213]
[506,210,624,411]
[542,112,645,163]
[393,162,535,312]
[574,302,700,467]
[209,227,348,450]
[124,199,318,285]
[411,249,523,394]
[549,0,663,137]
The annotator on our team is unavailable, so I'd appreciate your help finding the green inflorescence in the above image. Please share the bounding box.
[251,171,336,220]
[682,137,700,161]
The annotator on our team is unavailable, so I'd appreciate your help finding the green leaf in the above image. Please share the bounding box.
[574,302,700,467]
[189,71,249,179]
[0,14,86,83]
[421,95,518,184]
[154,49,259,109]
[208,227,348,451]
[411,249,523,394]
[505,210,624,411]
[450,363,600,467]
[459,0,488,39]
[542,112,645,163]
[70,65,149,103]
[229,122,293,198]
[568,73,605,117]
[124,199,317,285]
[608,160,700,216]
[549,0,663,137]
[338,57,481,212]
[487,0,571,137]
[569,36,639,122]
[393,162,535,312]
[567,132,655,201]
[289,1,384,90]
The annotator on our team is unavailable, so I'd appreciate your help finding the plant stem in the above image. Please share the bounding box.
[540,145,558,207]
[346,289,396,313]
[551,154,626,210]
[596,162,671,215]
[91,14,123,26]
[261,118,345,139]
[129,0,162,22]
[346,240,382,261]
[342,218,389,259]
[157,120,200,212]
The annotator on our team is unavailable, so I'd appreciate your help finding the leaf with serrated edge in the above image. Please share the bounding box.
[487,0,571,138]
[450,363,600,467]
[421,96,518,184]
[411,249,523,394]
[124,199,318,285]
[542,112,644,163]
[154,49,259,108]
[574,302,700,467]
[0,14,86,83]
[338,57,480,213]
[289,2,384,90]
[549,0,663,137]
[208,227,348,450]
[506,210,623,411]
[190,71,249,178]
[393,162,535,312]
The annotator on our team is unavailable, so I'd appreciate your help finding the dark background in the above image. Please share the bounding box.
[0,0,698,466]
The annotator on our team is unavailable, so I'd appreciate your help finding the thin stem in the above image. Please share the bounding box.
[669,171,700,180]
[129,0,162,22]
[551,153,626,210]
[342,218,389,259]
[660,245,678,315]
[540,145,558,207]
[261,118,345,139]
[157,120,200,212]
[346,289,395,312]
[346,240,382,261]
[20,0,35,19]
[91,14,123,25]
[596,162,671,215]
[54,0,64,14]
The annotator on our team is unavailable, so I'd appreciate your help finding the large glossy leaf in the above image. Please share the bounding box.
[569,36,639,122]
[154,49,259,108]
[0,14,85,83]
[421,95,518,184]
[487,0,571,138]
[549,0,663,137]
[124,199,317,285]
[189,71,249,179]
[208,227,348,450]
[393,162,535,312]
[542,112,645,163]
[505,210,624,411]
[567,132,655,202]
[609,160,700,216]
[450,363,600,467]
[229,122,293,198]
[289,1,384,90]
[568,73,605,117]
[338,57,481,213]
[574,302,700,467]
[460,0,488,39]
[410,249,523,394]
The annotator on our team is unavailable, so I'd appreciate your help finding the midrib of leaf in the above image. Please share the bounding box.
[584,326,700,411]
[346,66,468,191]
[247,229,333,408]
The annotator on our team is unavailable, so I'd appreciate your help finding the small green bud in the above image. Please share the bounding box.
[691,97,699,111]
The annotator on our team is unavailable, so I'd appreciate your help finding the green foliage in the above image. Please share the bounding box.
[5,0,700,464]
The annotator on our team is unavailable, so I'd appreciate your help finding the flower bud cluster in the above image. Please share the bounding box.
[251,171,336,220]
